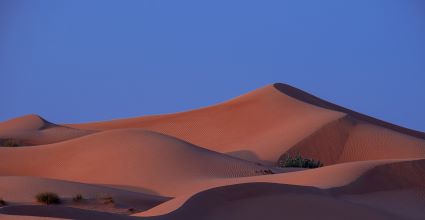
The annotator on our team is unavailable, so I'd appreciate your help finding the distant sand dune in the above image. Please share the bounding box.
[0,114,93,146]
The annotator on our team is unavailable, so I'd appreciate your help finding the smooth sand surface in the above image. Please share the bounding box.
[143,183,404,220]
[66,84,345,164]
[0,114,93,146]
[136,158,425,217]
[0,83,424,219]
[0,214,64,220]
[0,129,272,196]
[0,176,167,211]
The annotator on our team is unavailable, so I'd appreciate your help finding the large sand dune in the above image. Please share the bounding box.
[67,84,345,164]
[1,83,424,219]
[0,129,272,196]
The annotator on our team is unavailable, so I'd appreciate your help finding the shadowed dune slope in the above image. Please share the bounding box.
[143,183,402,220]
[284,116,425,165]
[331,159,425,194]
[67,85,345,163]
[0,129,270,196]
[273,83,425,139]
[138,159,425,218]
[0,114,93,146]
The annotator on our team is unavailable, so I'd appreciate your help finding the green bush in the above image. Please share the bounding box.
[72,194,84,202]
[36,192,61,204]
[278,154,323,168]
[1,139,20,147]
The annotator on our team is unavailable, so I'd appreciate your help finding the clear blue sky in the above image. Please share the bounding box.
[1,0,424,131]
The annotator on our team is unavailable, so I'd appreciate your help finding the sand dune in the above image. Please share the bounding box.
[67,85,345,164]
[0,206,137,220]
[285,116,425,165]
[0,114,93,146]
[0,214,64,220]
[1,83,424,219]
[138,158,425,217]
[0,129,272,196]
[0,176,167,211]
[273,83,425,139]
[144,183,403,220]
[67,84,425,166]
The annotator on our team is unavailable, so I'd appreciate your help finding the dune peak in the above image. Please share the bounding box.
[0,114,55,131]
[272,83,425,139]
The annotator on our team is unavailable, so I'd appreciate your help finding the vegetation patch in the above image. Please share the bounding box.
[255,169,275,175]
[72,194,84,202]
[128,208,137,213]
[36,192,61,204]
[1,138,20,147]
[0,198,6,206]
[278,154,323,168]
[98,194,114,204]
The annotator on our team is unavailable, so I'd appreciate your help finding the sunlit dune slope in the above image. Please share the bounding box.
[66,83,425,165]
[67,85,345,164]
[0,129,270,196]
[0,176,167,211]
[0,114,93,146]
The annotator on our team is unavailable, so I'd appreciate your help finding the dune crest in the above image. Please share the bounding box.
[67,85,345,163]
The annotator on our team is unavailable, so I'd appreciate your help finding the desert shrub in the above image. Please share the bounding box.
[1,138,20,147]
[278,154,323,168]
[0,198,6,206]
[255,169,275,175]
[36,192,61,204]
[98,194,114,204]
[72,194,84,202]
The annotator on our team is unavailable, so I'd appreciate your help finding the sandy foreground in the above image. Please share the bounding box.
[0,83,424,220]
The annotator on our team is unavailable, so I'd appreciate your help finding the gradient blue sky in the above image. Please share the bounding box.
[1,0,424,131]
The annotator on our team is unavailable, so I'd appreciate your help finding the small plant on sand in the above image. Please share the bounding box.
[278,153,323,168]
[36,192,61,204]
[0,198,6,206]
[255,169,275,175]
[98,194,114,204]
[1,138,20,147]
[72,194,84,202]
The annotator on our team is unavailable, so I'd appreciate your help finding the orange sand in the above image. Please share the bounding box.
[0,83,423,220]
